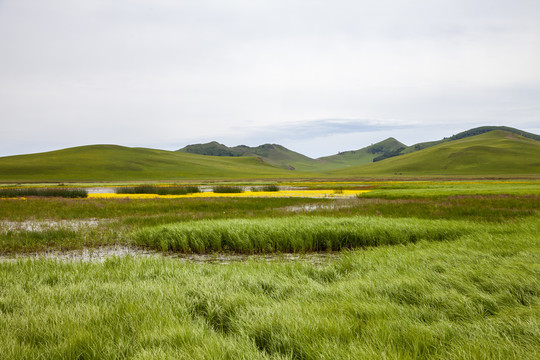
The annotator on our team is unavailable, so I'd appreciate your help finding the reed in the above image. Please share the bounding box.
[0,188,87,198]
[116,185,200,195]
[212,186,244,193]
[251,185,280,192]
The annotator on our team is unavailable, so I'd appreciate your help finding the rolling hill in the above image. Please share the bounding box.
[332,130,540,176]
[0,145,301,182]
[0,127,538,182]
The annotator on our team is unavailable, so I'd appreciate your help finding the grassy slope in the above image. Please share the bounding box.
[333,130,540,176]
[318,137,406,169]
[0,145,301,182]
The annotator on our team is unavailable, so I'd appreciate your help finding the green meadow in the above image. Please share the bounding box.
[0,179,539,359]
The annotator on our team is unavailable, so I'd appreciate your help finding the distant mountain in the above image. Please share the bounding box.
[318,138,406,168]
[332,130,540,176]
[178,142,322,171]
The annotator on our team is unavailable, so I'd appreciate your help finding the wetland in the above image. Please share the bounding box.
[1,179,539,359]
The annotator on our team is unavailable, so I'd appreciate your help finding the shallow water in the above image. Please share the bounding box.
[285,199,356,212]
[0,219,104,232]
[0,245,341,265]
[85,187,116,194]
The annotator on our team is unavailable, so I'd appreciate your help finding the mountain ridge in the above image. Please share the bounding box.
[178,142,320,171]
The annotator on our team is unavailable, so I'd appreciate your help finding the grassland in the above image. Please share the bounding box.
[0,180,539,359]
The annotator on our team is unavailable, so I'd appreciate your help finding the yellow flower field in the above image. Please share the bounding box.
[88,189,370,199]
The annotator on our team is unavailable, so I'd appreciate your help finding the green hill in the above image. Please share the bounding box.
[2,127,538,182]
[318,138,406,169]
[401,126,540,155]
[318,126,540,168]
[178,142,323,171]
[332,130,540,176]
[0,145,300,182]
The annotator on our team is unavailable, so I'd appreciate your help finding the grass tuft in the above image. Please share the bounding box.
[134,216,476,253]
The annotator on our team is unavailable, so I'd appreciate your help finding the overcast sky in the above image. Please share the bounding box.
[1,0,539,158]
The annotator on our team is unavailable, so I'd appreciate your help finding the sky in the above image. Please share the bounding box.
[1,0,539,158]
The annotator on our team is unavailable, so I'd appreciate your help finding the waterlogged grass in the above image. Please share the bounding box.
[0,217,539,359]
[0,188,88,198]
[0,197,324,221]
[0,193,536,253]
[134,216,477,253]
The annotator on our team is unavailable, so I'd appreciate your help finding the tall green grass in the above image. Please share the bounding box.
[134,216,476,253]
[1,217,538,359]
[0,188,87,198]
